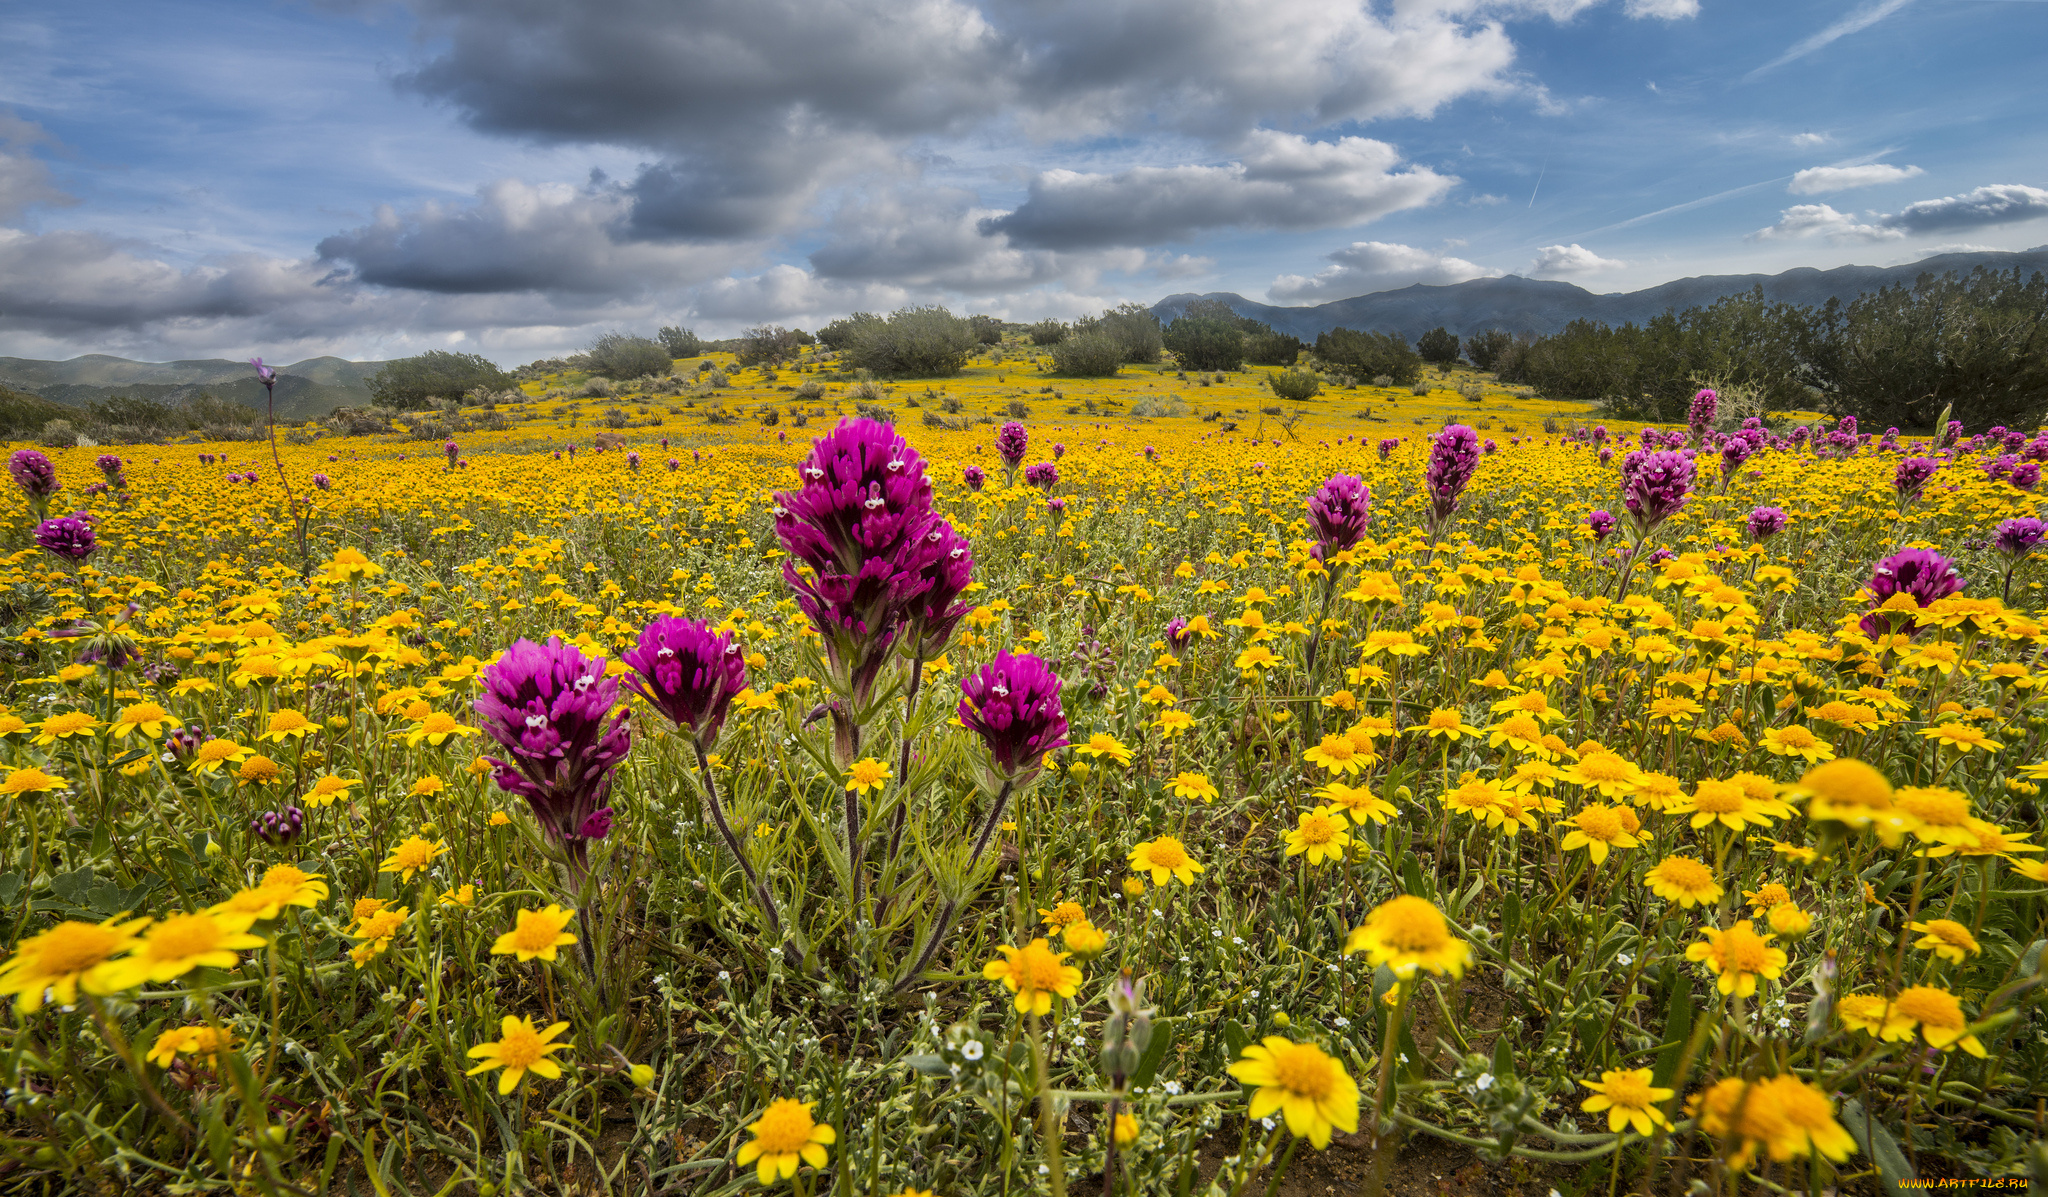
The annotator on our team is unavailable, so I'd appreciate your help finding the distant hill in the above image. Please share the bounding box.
[0,355,389,421]
[1153,246,2048,343]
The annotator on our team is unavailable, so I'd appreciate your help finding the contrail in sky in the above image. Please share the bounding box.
[1749,0,1916,77]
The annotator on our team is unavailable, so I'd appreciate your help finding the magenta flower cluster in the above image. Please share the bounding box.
[622,616,749,746]
[473,638,632,864]
[1306,473,1371,559]
[1621,449,1694,533]
[34,516,96,561]
[995,421,1030,467]
[1423,424,1482,527]
[1858,548,1963,639]
[957,650,1069,784]
[1024,461,1059,491]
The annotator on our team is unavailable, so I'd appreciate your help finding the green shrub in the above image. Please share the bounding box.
[1049,334,1124,377]
[1314,328,1421,387]
[1269,370,1323,402]
[368,351,514,407]
[843,306,980,377]
[586,333,673,380]
[1026,319,1069,346]
[1162,316,1244,372]
[657,325,703,359]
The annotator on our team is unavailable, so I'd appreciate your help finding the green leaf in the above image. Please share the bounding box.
[1839,1098,1913,1195]
[49,867,94,905]
[1492,1034,1515,1081]
[904,1054,952,1078]
[0,872,20,906]
[1131,1018,1175,1090]
[1652,975,1695,1089]
[1221,1018,1248,1066]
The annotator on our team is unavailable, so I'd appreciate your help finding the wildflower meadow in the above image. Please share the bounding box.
[1,344,2045,1196]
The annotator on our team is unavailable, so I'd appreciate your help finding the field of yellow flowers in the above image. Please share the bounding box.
[0,345,2044,1197]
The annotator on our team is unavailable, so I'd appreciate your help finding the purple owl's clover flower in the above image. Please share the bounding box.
[1718,438,1753,490]
[1024,461,1059,491]
[1858,548,1963,640]
[1995,516,2047,601]
[902,517,975,658]
[1585,510,1617,541]
[2012,461,2041,492]
[1893,456,1940,505]
[9,449,60,519]
[1748,506,1789,541]
[1306,473,1371,562]
[622,616,748,747]
[473,638,632,875]
[958,650,1069,791]
[1687,389,1718,442]
[962,464,986,491]
[35,516,96,562]
[773,418,941,712]
[1621,449,1695,536]
[995,420,1030,485]
[1165,616,1192,652]
[1376,437,1399,460]
[1423,424,1482,536]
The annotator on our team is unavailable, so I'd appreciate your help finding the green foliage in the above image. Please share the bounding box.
[1416,326,1461,365]
[842,306,981,377]
[657,325,703,359]
[585,332,674,381]
[1075,302,1163,364]
[1026,318,1069,346]
[367,351,513,408]
[817,312,884,351]
[1244,330,1304,366]
[0,386,73,440]
[1313,327,1422,387]
[1048,333,1125,377]
[969,314,1005,345]
[1268,369,1323,402]
[734,325,808,367]
[1162,314,1245,372]
[1465,328,1516,373]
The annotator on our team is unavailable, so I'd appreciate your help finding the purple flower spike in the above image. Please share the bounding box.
[1994,516,2045,558]
[622,616,749,748]
[578,807,614,840]
[1165,617,1192,652]
[1377,437,1399,460]
[995,421,1029,465]
[1687,388,1718,440]
[1307,473,1371,559]
[250,357,276,387]
[963,464,986,491]
[1747,506,1788,541]
[958,650,1069,785]
[35,516,96,561]
[1024,461,1059,491]
[2012,462,2040,492]
[473,638,632,865]
[1585,510,1617,541]
[1858,548,1963,639]
[9,449,60,515]
[1621,448,1695,533]
[1424,424,1482,529]
[250,805,306,847]
[902,517,975,656]
[1893,456,1940,502]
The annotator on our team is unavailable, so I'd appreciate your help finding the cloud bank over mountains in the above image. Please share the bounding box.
[1,0,2044,361]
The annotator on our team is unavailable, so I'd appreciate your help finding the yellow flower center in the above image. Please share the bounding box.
[1896,787,1970,827]
[1772,726,1818,748]
[1370,896,1451,953]
[493,1023,549,1071]
[238,756,281,783]
[1690,780,1745,813]
[1654,857,1715,892]
[1313,735,1355,761]
[1496,714,1540,741]
[1575,805,1624,840]
[195,740,243,763]
[42,713,96,735]
[269,711,310,733]
[1018,942,1070,991]
[1578,754,1632,781]
[1297,813,1339,845]
[121,704,167,724]
[1891,986,1963,1030]
[1718,924,1773,972]
[146,914,229,960]
[1266,1042,1341,1100]
[1601,1072,1655,1110]
[1139,839,1190,869]
[509,910,572,953]
[1917,919,1976,951]
[29,923,127,974]
[1750,884,1790,908]
[1426,710,1461,730]
[1800,759,1891,808]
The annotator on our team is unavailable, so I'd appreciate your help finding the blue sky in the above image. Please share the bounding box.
[1,0,2043,363]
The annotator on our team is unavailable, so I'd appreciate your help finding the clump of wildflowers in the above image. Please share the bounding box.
[473,638,631,875]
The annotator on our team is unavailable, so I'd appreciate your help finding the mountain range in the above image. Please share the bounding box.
[1152,246,2048,343]
[0,355,387,421]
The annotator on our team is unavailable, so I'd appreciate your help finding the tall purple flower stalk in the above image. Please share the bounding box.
[1621,449,1695,535]
[1893,456,1940,506]
[9,449,59,520]
[1306,473,1371,561]
[1858,548,1963,639]
[473,638,632,875]
[1747,506,1788,541]
[623,616,780,931]
[1024,461,1059,491]
[1718,439,1753,490]
[1687,389,1718,442]
[995,420,1030,486]
[1586,510,1617,541]
[962,465,985,491]
[1993,517,2045,600]
[1422,424,1481,538]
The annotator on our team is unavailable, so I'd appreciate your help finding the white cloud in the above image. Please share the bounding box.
[1623,0,1699,18]
[1751,0,1916,76]
[1751,184,2048,243]
[983,131,1454,249]
[1790,132,1831,147]
[1529,243,1627,275]
[0,111,75,223]
[1267,241,1500,303]
[1788,163,1923,195]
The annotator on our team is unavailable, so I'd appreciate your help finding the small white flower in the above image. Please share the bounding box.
[1475,1072,1495,1091]
[1038,1164,1051,1176]
[1162,1080,1183,1095]
[961,1041,985,1061]
[1333,1016,1350,1028]
[1617,952,1634,966]
[1260,1117,1275,1131]
[1246,989,1259,999]
[717,970,731,982]
[1232,936,1245,946]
